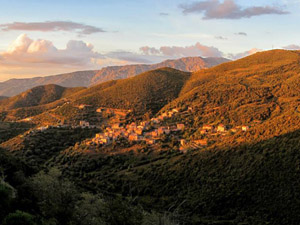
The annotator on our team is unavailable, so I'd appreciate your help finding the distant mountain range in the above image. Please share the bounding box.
[0,56,230,97]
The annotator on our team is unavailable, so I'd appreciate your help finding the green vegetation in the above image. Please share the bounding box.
[73,68,190,115]
[2,50,300,224]
[0,84,83,110]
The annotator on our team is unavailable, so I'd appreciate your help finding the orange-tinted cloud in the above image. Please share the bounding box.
[0,34,102,66]
[0,34,104,80]
[139,42,224,58]
[228,48,261,59]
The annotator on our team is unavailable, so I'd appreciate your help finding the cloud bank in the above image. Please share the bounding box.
[282,44,300,50]
[180,0,289,19]
[140,42,224,58]
[0,21,105,35]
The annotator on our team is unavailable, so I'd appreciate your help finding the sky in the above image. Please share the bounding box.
[0,0,299,81]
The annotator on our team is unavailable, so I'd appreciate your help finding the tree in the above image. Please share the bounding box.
[29,168,79,225]
[71,193,106,225]
[3,211,36,225]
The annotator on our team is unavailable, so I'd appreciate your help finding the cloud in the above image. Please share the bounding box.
[159,12,169,16]
[0,34,103,70]
[0,21,105,35]
[179,0,289,19]
[228,48,261,59]
[282,44,300,50]
[139,42,224,58]
[215,36,227,40]
[235,32,247,36]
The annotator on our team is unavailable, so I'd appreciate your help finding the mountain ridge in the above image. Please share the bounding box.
[0,56,229,97]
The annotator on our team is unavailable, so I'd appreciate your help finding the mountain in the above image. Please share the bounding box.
[0,71,97,97]
[0,56,229,97]
[89,56,230,85]
[0,84,84,111]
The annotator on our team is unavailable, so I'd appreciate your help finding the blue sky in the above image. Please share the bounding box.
[0,0,299,80]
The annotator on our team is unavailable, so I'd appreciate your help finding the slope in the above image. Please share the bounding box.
[73,67,191,115]
[0,84,84,111]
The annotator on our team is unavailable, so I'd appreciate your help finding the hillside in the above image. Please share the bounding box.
[72,67,190,115]
[0,71,96,97]
[0,56,229,97]
[157,50,300,139]
[0,84,84,111]
[3,50,300,224]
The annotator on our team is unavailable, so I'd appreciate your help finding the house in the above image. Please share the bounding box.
[140,121,149,127]
[95,133,104,138]
[242,126,249,132]
[194,139,208,146]
[158,127,165,135]
[151,130,158,137]
[115,111,128,118]
[146,139,156,145]
[203,125,214,131]
[112,123,121,129]
[162,112,168,118]
[180,139,187,146]
[129,122,137,129]
[129,134,140,141]
[135,128,143,135]
[177,124,185,130]
[96,108,105,113]
[37,126,48,132]
[200,129,207,135]
[78,104,91,109]
[101,137,111,144]
[80,121,90,128]
[164,128,171,135]
[172,108,179,113]
[230,128,237,133]
[158,115,166,121]
[137,125,145,130]
[151,118,160,124]
[217,124,227,132]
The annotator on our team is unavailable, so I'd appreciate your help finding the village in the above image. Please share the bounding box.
[80,106,255,152]
[21,104,258,152]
